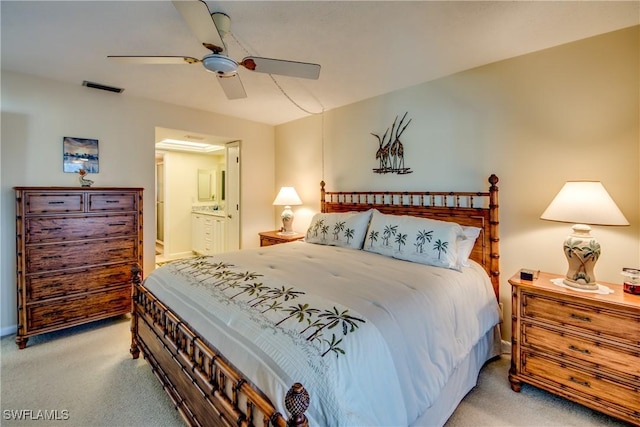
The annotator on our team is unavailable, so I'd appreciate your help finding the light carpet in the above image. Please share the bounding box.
[0,317,630,427]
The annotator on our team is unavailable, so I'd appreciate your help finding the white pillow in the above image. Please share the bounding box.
[305,210,372,249]
[363,209,464,270]
[457,226,481,268]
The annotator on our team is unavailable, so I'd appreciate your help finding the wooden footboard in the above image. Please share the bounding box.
[130,266,309,427]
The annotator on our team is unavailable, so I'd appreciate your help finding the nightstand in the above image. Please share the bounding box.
[259,230,305,247]
[509,271,640,425]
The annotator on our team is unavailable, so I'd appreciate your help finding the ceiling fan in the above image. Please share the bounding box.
[108,0,321,100]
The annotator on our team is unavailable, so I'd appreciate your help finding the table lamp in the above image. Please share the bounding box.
[540,181,628,290]
[273,187,302,235]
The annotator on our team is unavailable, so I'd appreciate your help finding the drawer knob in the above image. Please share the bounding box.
[569,376,591,388]
[569,313,591,322]
[568,345,591,355]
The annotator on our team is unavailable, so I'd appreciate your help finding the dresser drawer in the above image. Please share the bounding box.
[260,237,278,246]
[522,322,640,382]
[25,214,137,243]
[26,264,133,301]
[522,352,640,422]
[522,292,640,346]
[27,286,131,331]
[26,237,137,272]
[24,193,84,214]
[88,192,137,212]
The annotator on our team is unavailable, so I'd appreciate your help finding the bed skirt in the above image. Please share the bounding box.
[413,325,502,426]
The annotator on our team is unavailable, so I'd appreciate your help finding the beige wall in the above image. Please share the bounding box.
[0,72,276,333]
[275,26,640,340]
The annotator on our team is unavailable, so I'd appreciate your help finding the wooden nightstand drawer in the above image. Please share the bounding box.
[260,236,279,246]
[522,352,640,422]
[522,322,640,381]
[522,291,640,346]
[259,231,304,247]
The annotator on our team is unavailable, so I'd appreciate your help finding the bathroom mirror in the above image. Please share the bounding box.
[197,169,214,201]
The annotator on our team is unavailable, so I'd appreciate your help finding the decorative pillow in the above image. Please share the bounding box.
[457,226,481,268]
[305,210,373,249]
[363,210,464,270]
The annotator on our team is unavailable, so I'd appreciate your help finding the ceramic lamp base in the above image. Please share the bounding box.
[562,224,601,291]
[280,205,295,234]
[562,277,598,290]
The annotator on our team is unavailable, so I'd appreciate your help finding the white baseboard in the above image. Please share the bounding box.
[1,324,17,337]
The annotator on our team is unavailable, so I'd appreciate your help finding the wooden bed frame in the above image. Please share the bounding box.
[130,174,500,427]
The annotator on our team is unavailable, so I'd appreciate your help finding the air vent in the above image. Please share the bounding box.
[82,80,124,93]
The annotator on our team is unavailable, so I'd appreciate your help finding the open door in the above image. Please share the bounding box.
[155,156,165,255]
[225,141,241,250]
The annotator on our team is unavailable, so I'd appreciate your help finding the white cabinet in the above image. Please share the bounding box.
[191,213,226,255]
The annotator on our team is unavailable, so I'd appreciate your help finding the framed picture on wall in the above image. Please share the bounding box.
[63,136,99,173]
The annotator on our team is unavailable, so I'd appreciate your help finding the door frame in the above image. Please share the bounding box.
[225,141,241,250]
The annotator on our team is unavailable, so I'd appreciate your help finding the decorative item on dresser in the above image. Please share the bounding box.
[509,271,640,425]
[259,230,304,247]
[14,187,143,349]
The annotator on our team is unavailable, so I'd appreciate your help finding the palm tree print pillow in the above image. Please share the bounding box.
[364,209,465,270]
[305,210,373,249]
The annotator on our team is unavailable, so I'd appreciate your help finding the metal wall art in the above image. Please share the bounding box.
[371,112,412,175]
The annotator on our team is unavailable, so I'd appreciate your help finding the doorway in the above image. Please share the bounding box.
[155,154,165,257]
[155,127,240,263]
[226,141,241,251]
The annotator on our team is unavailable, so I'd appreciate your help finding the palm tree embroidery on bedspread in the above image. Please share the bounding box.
[165,256,366,358]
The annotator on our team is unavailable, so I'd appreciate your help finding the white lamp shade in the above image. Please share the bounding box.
[273,187,302,206]
[540,181,629,226]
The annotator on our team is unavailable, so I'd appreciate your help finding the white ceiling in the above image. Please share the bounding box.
[2,1,638,126]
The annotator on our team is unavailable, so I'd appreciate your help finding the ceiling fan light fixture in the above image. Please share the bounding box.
[202,54,238,76]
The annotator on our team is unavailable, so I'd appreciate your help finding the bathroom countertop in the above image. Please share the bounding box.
[192,210,226,217]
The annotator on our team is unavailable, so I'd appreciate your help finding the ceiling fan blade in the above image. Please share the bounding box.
[217,74,247,100]
[108,56,200,65]
[173,0,226,54]
[240,57,321,80]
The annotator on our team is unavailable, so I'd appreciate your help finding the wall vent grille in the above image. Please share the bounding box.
[82,80,124,93]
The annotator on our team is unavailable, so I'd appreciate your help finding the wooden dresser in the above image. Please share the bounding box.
[14,187,143,349]
[509,272,640,425]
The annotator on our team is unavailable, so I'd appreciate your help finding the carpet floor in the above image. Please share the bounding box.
[0,316,630,426]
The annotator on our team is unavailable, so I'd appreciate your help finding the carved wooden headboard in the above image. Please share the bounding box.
[320,175,500,299]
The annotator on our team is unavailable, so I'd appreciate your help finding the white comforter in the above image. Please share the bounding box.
[144,242,500,426]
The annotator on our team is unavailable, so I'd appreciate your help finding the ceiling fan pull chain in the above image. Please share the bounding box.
[230,31,323,116]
